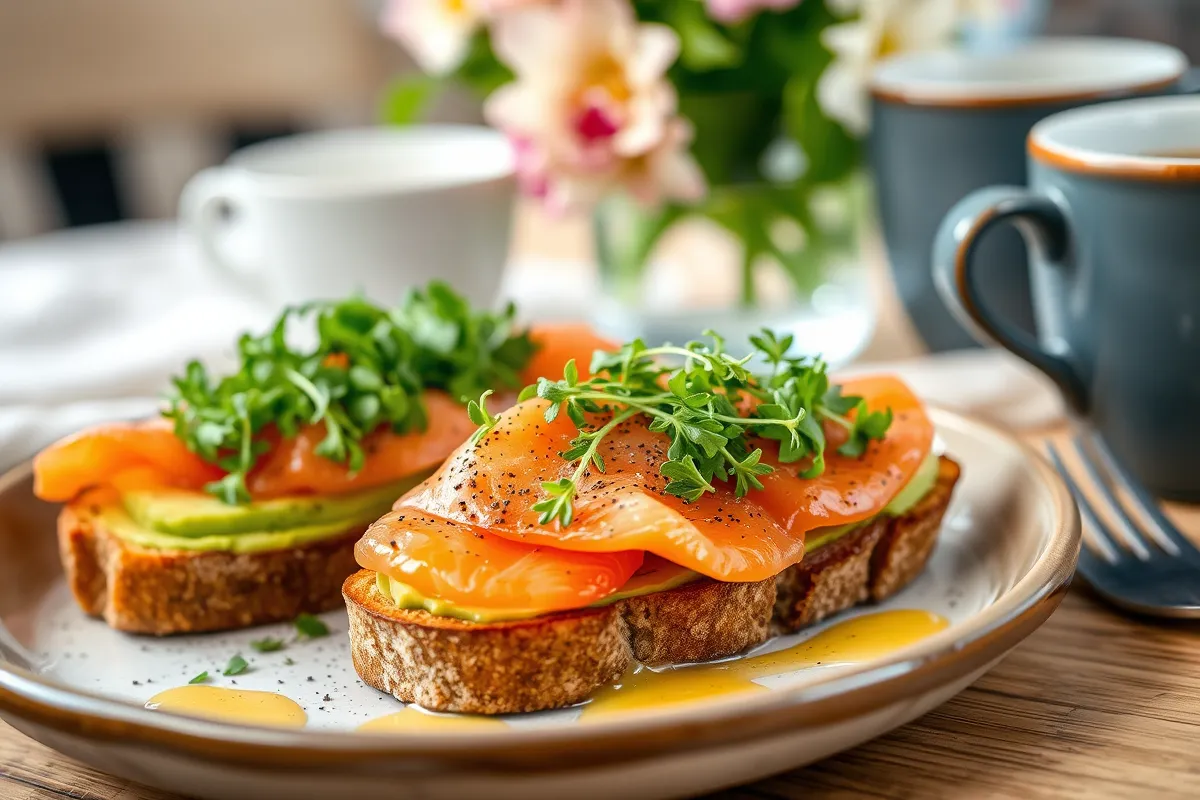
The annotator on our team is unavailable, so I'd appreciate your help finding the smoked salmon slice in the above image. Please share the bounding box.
[34,324,617,505]
[34,418,223,502]
[392,376,933,584]
[246,391,480,499]
[750,376,934,533]
[356,511,642,613]
[519,323,615,385]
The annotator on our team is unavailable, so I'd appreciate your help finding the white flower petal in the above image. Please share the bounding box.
[490,5,563,76]
[627,25,681,86]
[817,60,870,136]
[484,84,542,134]
[821,21,877,62]
[382,0,482,75]
[894,0,960,50]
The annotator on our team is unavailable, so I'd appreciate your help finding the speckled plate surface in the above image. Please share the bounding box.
[0,408,1078,800]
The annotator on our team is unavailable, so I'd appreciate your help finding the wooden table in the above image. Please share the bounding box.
[4,214,1200,798]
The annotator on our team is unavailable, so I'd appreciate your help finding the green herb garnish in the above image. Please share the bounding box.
[293,613,329,640]
[250,637,285,653]
[284,657,295,666]
[188,671,209,684]
[165,282,536,504]
[510,329,892,527]
[223,655,249,676]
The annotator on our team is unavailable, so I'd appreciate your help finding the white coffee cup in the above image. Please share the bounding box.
[179,126,516,308]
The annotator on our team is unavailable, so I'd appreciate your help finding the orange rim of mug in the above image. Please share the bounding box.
[1028,134,1200,181]
[869,73,1181,110]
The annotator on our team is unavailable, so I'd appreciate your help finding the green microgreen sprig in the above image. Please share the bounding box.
[164,282,536,504]
[508,329,892,527]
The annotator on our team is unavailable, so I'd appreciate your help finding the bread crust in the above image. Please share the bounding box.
[347,456,962,714]
[345,570,630,714]
[620,576,775,666]
[58,505,361,635]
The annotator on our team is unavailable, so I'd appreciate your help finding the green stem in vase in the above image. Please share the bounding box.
[740,236,756,308]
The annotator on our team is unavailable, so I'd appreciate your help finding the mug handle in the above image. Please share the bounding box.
[932,186,1088,413]
[178,166,266,297]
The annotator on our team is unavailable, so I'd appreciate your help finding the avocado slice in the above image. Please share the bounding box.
[100,505,365,554]
[123,471,432,537]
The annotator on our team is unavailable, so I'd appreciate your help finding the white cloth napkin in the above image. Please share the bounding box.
[0,222,272,468]
[0,223,1063,471]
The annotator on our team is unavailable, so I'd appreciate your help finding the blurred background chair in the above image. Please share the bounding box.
[0,0,403,239]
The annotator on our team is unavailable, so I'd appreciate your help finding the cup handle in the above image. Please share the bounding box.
[933,186,1088,413]
[178,166,265,297]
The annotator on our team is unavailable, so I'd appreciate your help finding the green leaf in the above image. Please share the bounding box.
[223,655,249,676]
[668,1,743,71]
[660,455,716,502]
[467,389,498,444]
[188,671,209,685]
[250,637,285,653]
[838,404,894,458]
[532,478,576,526]
[730,448,774,496]
[293,613,329,640]
[380,75,441,126]
[162,283,537,505]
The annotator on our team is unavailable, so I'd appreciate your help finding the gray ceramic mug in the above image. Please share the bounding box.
[934,96,1200,500]
[871,38,1191,352]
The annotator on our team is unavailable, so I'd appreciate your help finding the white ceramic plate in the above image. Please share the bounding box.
[0,408,1078,800]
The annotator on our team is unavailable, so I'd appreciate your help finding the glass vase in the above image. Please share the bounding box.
[592,173,876,367]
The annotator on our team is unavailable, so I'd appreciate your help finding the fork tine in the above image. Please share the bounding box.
[1087,431,1200,559]
[1076,532,1119,584]
[1068,435,1153,559]
[1046,442,1122,564]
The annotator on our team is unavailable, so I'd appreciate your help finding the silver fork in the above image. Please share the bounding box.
[1045,431,1200,618]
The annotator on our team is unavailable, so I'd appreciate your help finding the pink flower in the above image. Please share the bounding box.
[705,0,802,24]
[618,119,706,207]
[484,0,705,210]
[380,0,485,75]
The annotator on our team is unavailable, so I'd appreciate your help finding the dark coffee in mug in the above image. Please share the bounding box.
[935,95,1200,500]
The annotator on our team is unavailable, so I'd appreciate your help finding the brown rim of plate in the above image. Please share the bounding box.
[869,73,1181,109]
[0,408,1081,774]
[1028,133,1200,181]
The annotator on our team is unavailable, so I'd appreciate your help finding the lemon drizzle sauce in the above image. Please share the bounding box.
[145,685,307,728]
[358,708,508,733]
[584,609,950,717]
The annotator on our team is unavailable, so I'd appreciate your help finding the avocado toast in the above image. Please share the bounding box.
[345,335,960,714]
[34,285,607,635]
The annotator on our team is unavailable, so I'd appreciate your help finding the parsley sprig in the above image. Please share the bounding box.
[165,282,535,504]
[507,329,892,527]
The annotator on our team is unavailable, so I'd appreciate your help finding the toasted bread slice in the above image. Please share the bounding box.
[346,456,961,714]
[58,505,361,635]
[775,455,961,630]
